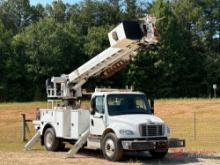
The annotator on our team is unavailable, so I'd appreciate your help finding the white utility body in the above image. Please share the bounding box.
[27,16,185,161]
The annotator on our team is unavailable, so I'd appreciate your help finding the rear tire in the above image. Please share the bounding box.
[44,128,60,151]
[101,133,124,161]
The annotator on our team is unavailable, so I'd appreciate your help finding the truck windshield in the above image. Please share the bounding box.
[107,94,152,116]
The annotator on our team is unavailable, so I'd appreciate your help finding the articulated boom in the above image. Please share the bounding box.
[46,15,160,101]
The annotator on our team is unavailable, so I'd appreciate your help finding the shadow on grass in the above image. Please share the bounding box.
[73,148,220,164]
[125,151,220,164]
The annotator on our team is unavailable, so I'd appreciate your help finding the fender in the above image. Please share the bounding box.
[41,123,55,145]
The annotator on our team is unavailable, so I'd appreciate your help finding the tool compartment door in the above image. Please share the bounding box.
[70,109,90,139]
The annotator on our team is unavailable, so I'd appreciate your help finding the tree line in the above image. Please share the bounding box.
[0,0,219,101]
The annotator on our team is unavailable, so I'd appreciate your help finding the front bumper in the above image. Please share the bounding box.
[121,138,185,151]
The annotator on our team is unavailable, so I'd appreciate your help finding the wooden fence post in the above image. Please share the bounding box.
[21,114,26,142]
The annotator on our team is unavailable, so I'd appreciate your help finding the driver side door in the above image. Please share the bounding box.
[90,96,106,135]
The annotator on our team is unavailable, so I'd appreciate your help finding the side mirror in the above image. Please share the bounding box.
[90,97,96,115]
[150,98,154,114]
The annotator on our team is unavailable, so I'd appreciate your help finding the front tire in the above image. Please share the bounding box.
[44,128,60,151]
[101,133,124,161]
[149,149,168,159]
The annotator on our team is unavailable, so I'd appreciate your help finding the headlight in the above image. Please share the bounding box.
[166,125,170,136]
[119,129,134,135]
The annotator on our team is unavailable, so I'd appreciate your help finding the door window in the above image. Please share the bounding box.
[95,96,104,114]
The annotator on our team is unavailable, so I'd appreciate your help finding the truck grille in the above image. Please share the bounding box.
[140,124,163,137]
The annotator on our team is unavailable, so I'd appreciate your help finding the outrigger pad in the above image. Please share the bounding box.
[168,138,185,148]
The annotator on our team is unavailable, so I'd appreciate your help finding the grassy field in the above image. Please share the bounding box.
[155,99,220,152]
[0,99,220,153]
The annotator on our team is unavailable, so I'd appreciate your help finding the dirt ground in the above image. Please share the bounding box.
[0,149,220,165]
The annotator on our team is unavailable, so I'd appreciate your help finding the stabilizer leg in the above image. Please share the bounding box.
[24,131,41,150]
[66,129,89,158]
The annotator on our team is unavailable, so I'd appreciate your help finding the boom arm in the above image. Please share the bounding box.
[46,16,160,100]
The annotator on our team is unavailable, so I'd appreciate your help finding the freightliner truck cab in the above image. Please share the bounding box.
[88,89,181,161]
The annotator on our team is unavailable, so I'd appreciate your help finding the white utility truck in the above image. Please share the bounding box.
[26,16,185,161]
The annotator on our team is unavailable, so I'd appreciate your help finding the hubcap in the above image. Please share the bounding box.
[105,139,115,158]
[45,132,53,148]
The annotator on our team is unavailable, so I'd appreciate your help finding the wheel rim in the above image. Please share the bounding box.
[105,138,115,158]
[45,132,53,148]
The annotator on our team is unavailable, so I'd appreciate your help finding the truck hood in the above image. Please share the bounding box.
[109,114,164,126]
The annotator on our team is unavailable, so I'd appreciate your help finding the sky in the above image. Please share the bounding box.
[30,0,81,6]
